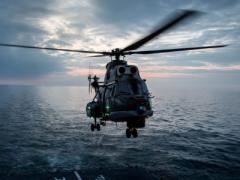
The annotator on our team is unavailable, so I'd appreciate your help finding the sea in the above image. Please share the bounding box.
[0,85,239,180]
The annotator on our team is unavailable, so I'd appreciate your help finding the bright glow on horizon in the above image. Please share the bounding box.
[65,63,240,79]
[67,67,105,76]
[142,63,240,72]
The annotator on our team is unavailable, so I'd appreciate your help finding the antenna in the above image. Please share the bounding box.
[88,62,92,94]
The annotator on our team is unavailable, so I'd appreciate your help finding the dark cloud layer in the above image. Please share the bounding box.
[0,48,64,78]
[0,0,64,79]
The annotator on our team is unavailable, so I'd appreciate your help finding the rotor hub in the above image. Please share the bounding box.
[111,48,124,61]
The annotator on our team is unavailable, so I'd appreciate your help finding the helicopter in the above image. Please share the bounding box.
[0,10,227,138]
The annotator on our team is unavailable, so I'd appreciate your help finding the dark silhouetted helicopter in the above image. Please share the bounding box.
[0,10,227,138]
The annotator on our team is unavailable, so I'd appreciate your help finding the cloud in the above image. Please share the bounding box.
[0,48,65,79]
[0,0,239,85]
[141,62,240,73]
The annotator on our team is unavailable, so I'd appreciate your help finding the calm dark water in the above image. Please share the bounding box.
[0,85,239,180]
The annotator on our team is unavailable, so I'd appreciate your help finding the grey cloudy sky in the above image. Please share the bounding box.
[0,0,239,86]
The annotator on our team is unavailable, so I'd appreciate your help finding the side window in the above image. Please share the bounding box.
[111,86,115,97]
[141,81,149,95]
[105,87,111,99]
[106,71,110,80]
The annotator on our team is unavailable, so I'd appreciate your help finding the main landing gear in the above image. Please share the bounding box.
[91,123,100,131]
[91,118,101,131]
[126,128,138,138]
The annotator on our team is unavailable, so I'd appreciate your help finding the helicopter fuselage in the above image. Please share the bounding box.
[86,60,153,129]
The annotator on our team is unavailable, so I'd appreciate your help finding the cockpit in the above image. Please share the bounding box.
[117,80,148,96]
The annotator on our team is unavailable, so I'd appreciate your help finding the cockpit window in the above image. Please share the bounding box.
[117,80,147,95]
[111,86,115,96]
[130,80,140,94]
[118,82,131,94]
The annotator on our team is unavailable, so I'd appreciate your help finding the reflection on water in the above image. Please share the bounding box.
[0,85,239,179]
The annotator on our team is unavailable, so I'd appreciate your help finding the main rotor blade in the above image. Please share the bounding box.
[121,10,200,52]
[88,54,109,57]
[0,43,110,55]
[124,45,228,55]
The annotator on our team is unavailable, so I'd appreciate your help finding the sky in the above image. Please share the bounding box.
[0,0,239,88]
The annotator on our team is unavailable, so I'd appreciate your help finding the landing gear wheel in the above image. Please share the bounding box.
[96,123,101,131]
[126,128,131,138]
[91,123,95,131]
[132,128,138,138]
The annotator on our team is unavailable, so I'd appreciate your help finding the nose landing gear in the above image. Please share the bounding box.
[90,117,101,131]
[126,128,138,138]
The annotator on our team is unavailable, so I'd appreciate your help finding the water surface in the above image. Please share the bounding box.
[0,85,239,179]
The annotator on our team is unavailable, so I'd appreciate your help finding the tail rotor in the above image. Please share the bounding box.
[88,74,92,94]
[88,62,92,94]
